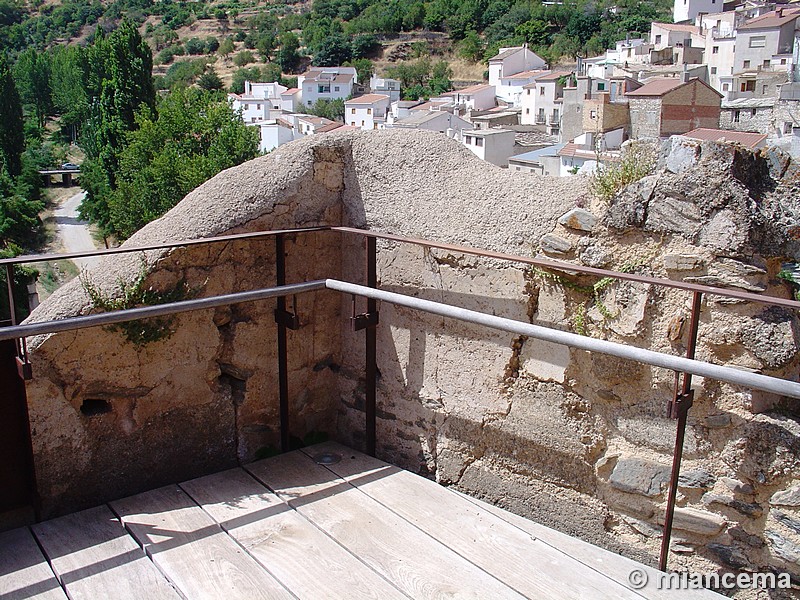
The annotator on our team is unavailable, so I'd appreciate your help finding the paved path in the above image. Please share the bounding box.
[52,191,101,270]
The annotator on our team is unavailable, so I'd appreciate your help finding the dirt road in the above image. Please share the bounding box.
[53,190,101,270]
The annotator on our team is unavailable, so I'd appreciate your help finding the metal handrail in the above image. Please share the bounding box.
[0,281,327,341]
[4,225,799,310]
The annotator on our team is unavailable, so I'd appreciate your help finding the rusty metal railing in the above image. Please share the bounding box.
[3,226,799,572]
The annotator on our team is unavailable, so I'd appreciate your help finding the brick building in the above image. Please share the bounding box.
[627,77,723,138]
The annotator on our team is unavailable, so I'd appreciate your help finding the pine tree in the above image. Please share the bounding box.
[0,53,24,178]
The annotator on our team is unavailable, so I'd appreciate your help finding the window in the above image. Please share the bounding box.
[465,137,472,145]
[655,34,662,44]
[762,85,768,94]
[590,109,597,119]
[751,108,757,117]
[785,122,793,134]
[351,108,356,114]
[243,104,249,110]
[744,80,756,92]
[334,86,340,91]
[723,83,730,91]
[361,120,365,126]
[526,108,530,114]
[597,82,605,91]
[733,110,740,122]
[367,108,372,114]
[351,121,356,126]
[374,124,378,129]
[712,46,719,54]
[711,67,717,74]
[782,58,787,65]
[749,36,766,48]
[527,89,531,95]
[540,87,545,95]
[743,60,751,69]
[307,100,312,106]
[475,138,484,147]
[764,60,770,68]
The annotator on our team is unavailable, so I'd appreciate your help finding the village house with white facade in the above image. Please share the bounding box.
[228,0,800,172]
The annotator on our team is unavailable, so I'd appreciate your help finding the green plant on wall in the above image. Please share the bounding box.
[778,263,800,301]
[534,259,646,336]
[590,141,656,203]
[80,256,198,347]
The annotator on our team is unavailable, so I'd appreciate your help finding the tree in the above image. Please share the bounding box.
[0,53,24,178]
[313,33,352,66]
[0,171,43,249]
[197,68,222,91]
[458,30,485,62]
[300,98,344,121]
[107,88,259,238]
[351,34,379,59]
[14,48,53,128]
[344,58,373,86]
[277,32,301,73]
[219,37,235,56]
[233,50,255,66]
[78,21,156,233]
[230,66,263,93]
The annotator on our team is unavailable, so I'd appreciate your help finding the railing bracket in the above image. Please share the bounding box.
[351,311,379,331]
[16,356,32,381]
[274,308,300,330]
[667,389,694,419]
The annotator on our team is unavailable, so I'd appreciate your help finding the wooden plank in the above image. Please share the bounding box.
[32,505,180,600]
[303,442,644,600]
[246,450,525,600]
[110,485,294,600]
[452,481,724,600]
[180,468,408,600]
[0,527,66,600]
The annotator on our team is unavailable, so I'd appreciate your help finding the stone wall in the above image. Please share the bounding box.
[720,105,776,135]
[22,130,800,595]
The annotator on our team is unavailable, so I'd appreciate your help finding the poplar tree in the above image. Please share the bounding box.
[0,53,24,178]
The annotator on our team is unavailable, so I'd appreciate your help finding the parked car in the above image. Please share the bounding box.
[61,162,80,170]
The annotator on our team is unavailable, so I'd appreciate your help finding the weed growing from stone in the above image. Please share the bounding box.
[80,256,198,347]
[590,141,656,203]
[778,263,800,301]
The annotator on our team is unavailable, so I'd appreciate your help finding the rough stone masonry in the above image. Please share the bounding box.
[22,130,800,596]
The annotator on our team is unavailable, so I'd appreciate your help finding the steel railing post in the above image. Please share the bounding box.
[659,290,703,571]
[275,234,291,453]
[365,236,378,457]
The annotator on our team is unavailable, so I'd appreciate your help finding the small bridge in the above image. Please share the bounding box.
[38,169,80,187]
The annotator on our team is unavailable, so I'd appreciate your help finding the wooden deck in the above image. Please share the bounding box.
[0,442,721,599]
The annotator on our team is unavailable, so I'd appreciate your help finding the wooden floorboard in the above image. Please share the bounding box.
[0,527,66,600]
[303,442,644,600]
[180,467,408,600]
[456,490,723,600]
[247,450,526,600]
[110,485,294,600]
[31,505,180,600]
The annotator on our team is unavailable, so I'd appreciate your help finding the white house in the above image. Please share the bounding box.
[461,129,517,166]
[298,67,358,107]
[345,94,391,130]
[391,111,473,135]
[254,119,297,153]
[605,38,653,65]
[369,76,402,102]
[452,84,496,112]
[496,70,548,106]
[295,115,336,136]
[650,22,702,51]
[520,71,570,135]
[280,88,301,112]
[557,131,622,176]
[228,80,288,124]
[674,0,719,24]
[488,45,547,102]
[733,7,799,75]
[385,100,424,125]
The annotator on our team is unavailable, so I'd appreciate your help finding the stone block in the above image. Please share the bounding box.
[704,414,732,429]
[519,337,570,383]
[664,137,699,174]
[663,253,704,271]
[558,208,598,232]
[771,485,800,508]
[608,456,670,497]
[719,477,754,495]
[678,469,716,490]
[660,507,726,536]
[773,510,800,536]
[539,234,573,255]
[766,529,800,564]
[702,493,763,517]
[708,543,749,569]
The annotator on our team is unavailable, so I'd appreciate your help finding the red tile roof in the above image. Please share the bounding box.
[739,7,800,30]
[280,88,300,95]
[536,71,572,82]
[683,128,767,149]
[345,94,390,105]
[455,84,493,94]
[651,22,700,34]
[625,77,685,97]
